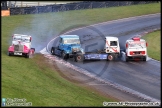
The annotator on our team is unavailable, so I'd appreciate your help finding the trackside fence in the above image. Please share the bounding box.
[9,1,159,15]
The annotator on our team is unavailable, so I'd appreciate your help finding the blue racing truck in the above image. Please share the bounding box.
[51,35,84,62]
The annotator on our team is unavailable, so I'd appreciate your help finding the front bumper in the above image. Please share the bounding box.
[127,55,146,60]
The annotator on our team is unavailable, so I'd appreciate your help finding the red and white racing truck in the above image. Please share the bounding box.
[84,36,120,61]
[125,37,148,62]
[7,34,35,58]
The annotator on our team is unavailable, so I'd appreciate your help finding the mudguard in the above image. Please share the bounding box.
[8,45,14,52]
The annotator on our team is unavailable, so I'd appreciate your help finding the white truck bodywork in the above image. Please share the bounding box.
[8,34,35,58]
[105,36,120,54]
[125,37,148,61]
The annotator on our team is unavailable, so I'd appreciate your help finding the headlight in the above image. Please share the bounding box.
[66,50,70,53]
[80,48,85,54]
[72,48,80,52]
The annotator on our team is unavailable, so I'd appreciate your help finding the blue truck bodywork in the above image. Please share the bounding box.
[51,35,84,62]
[84,53,108,60]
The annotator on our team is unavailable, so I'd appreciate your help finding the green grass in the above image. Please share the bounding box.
[141,30,161,61]
[2,3,160,106]
[2,54,113,106]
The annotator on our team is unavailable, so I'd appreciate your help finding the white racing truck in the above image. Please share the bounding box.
[125,37,148,62]
[84,36,120,61]
[7,34,35,58]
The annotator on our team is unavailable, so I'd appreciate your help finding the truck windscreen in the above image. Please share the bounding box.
[110,41,117,46]
[13,36,22,41]
[13,36,30,43]
[63,38,80,44]
[128,41,146,48]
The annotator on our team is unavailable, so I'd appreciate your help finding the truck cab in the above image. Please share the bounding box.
[58,35,83,54]
[51,35,84,62]
[125,37,148,61]
[104,36,120,60]
[8,34,35,58]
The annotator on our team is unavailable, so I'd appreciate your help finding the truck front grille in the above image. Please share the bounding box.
[14,45,23,51]
[72,48,80,52]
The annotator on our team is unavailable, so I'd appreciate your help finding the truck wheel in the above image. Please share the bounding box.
[143,56,146,61]
[114,54,119,59]
[30,48,35,54]
[7,51,14,56]
[31,48,35,52]
[25,53,29,58]
[75,54,83,62]
[107,54,114,61]
[7,51,12,56]
[51,47,55,55]
[61,51,67,60]
[126,56,129,62]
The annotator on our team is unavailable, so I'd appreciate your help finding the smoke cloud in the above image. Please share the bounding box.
[12,13,63,53]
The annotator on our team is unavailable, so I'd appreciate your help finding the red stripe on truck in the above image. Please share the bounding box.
[106,40,118,52]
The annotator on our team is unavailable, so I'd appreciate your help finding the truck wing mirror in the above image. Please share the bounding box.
[126,43,128,48]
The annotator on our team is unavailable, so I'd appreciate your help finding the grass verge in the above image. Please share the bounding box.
[141,30,161,61]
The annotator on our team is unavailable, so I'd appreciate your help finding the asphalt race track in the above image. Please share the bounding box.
[45,13,161,101]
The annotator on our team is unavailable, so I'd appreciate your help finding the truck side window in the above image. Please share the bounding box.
[59,38,62,43]
[110,41,117,46]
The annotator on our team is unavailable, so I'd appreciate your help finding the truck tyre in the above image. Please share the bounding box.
[61,51,67,60]
[107,54,114,61]
[143,56,146,61]
[75,54,83,62]
[114,54,119,60]
[30,48,35,54]
[51,47,55,55]
[7,51,13,56]
[126,56,129,62]
[25,53,29,58]
[7,51,12,56]
[31,48,35,52]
